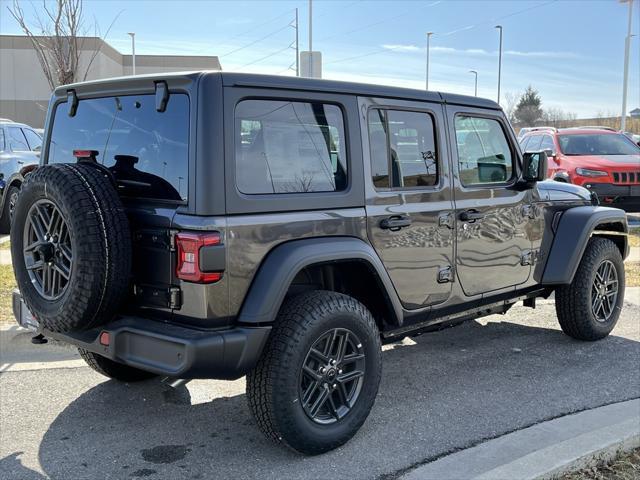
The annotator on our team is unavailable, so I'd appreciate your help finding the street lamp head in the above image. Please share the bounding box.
[427,31,434,37]
[127,32,135,37]
[469,70,477,74]
[495,25,502,30]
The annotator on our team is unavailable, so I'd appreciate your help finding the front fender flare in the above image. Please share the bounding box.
[541,206,628,285]
[236,236,403,326]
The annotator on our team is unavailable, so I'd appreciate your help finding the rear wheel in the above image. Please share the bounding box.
[247,291,382,455]
[555,238,625,341]
[78,348,157,382]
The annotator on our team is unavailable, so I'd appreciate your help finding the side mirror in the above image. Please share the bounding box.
[522,151,548,183]
[543,148,555,158]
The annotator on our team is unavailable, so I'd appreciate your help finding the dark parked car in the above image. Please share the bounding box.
[11,72,629,455]
[0,120,42,232]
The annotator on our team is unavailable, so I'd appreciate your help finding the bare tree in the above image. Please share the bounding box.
[8,0,120,89]
[503,91,519,124]
[542,107,577,128]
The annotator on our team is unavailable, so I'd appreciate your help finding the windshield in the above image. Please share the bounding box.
[558,133,640,156]
[48,93,189,202]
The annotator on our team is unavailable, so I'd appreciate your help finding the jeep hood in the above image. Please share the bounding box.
[566,154,640,167]
[536,180,592,202]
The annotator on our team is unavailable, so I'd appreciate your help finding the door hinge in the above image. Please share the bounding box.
[438,212,454,229]
[520,250,540,266]
[521,204,537,219]
[169,287,182,309]
[437,266,454,283]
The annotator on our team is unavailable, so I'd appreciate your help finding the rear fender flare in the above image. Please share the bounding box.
[541,206,628,285]
[236,236,403,326]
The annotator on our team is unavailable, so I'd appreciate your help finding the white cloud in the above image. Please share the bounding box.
[380,44,579,59]
[504,50,581,59]
[381,44,422,52]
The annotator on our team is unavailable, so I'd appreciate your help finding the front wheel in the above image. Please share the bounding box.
[247,291,382,455]
[555,238,625,341]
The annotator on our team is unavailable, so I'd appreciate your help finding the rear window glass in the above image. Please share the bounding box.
[235,100,347,194]
[48,94,189,202]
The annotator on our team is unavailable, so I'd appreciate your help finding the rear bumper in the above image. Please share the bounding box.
[12,290,271,380]
[582,183,640,212]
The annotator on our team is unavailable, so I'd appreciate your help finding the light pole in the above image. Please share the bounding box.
[620,0,634,131]
[308,0,313,78]
[495,25,503,104]
[127,32,136,75]
[295,8,299,76]
[426,32,434,91]
[469,70,478,97]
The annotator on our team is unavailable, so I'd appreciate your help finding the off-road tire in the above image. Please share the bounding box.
[555,237,625,341]
[78,348,156,382]
[0,184,19,234]
[246,291,382,455]
[11,163,132,333]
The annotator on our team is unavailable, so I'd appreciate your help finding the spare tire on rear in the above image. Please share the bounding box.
[11,163,132,333]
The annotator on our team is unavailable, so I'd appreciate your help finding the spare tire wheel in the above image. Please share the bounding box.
[10,163,132,333]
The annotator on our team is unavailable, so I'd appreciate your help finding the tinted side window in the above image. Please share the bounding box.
[525,135,543,152]
[235,100,347,194]
[0,129,5,151]
[8,127,29,151]
[49,94,189,202]
[455,116,513,185]
[519,136,531,150]
[368,108,438,189]
[540,135,555,153]
[368,109,389,188]
[22,128,42,151]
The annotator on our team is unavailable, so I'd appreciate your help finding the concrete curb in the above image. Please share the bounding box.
[400,399,640,480]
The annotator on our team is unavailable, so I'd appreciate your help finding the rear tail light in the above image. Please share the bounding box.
[73,149,99,161]
[175,232,223,283]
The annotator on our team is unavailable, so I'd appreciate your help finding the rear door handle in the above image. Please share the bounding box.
[459,210,485,222]
[380,215,412,230]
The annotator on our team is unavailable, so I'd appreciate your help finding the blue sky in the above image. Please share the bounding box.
[1,0,638,117]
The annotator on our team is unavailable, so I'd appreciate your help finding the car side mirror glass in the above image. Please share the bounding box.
[543,148,554,158]
[522,151,548,183]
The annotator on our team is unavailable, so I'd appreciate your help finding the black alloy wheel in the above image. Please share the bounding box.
[299,328,366,424]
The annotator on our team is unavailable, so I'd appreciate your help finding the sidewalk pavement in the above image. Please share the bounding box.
[400,399,640,480]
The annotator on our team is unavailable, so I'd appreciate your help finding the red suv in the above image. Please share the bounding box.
[520,127,640,212]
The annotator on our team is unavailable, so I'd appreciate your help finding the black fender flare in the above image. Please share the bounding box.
[236,236,403,326]
[541,206,628,285]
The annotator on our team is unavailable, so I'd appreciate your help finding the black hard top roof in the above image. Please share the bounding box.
[58,70,501,110]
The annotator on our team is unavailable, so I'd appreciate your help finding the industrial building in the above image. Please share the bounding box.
[0,34,221,128]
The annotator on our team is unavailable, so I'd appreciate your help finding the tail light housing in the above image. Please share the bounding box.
[175,232,223,283]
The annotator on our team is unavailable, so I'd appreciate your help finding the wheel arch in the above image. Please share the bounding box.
[541,206,628,285]
[236,237,403,329]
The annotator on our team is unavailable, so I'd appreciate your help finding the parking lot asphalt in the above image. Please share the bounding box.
[1,297,639,480]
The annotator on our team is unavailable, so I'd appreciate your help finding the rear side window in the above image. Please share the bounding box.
[48,94,189,202]
[22,128,42,151]
[540,135,555,153]
[525,135,543,152]
[455,116,513,185]
[0,129,5,151]
[368,108,438,189]
[235,100,347,194]
[8,127,29,151]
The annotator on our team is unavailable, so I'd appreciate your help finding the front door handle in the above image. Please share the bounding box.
[380,215,412,230]
[459,210,485,222]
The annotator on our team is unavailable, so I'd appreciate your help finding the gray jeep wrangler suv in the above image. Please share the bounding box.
[11,72,629,455]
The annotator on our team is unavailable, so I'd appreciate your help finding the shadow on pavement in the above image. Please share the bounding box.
[3,318,640,480]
